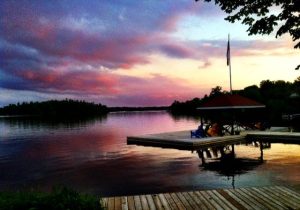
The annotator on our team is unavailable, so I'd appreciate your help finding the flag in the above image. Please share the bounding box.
[227,35,230,66]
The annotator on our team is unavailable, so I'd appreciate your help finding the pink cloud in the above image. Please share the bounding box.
[14,69,120,95]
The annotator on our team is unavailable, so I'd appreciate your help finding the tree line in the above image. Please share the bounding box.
[0,99,108,117]
[170,77,300,123]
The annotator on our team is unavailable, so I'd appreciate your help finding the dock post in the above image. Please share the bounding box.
[197,150,206,165]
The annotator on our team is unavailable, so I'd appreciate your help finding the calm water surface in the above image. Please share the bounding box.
[0,111,300,196]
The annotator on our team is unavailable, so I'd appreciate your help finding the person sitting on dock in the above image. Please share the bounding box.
[191,123,206,138]
[206,123,223,137]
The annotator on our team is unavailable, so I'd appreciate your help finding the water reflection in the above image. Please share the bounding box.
[0,112,300,196]
[196,142,271,188]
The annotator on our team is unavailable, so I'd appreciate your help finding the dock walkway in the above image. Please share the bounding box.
[102,186,300,210]
[127,130,300,150]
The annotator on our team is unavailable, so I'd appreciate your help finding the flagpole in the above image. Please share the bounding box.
[228,34,232,94]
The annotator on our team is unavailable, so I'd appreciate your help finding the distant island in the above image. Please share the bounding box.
[0,99,109,117]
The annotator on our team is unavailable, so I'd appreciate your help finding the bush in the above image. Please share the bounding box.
[0,186,103,210]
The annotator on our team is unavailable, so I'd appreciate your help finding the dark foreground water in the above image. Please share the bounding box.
[0,111,300,196]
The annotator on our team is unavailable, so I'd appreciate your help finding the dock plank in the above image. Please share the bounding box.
[151,194,163,210]
[261,187,299,209]
[251,187,286,210]
[274,186,300,202]
[169,193,186,210]
[127,196,136,210]
[145,194,156,210]
[121,197,129,210]
[240,188,277,210]
[181,191,200,209]
[140,195,150,210]
[133,195,143,210]
[158,194,171,210]
[175,192,193,209]
[114,196,122,210]
[104,186,300,210]
[211,190,238,210]
[224,189,253,210]
[239,188,279,210]
[217,189,247,210]
[164,193,180,210]
[199,190,223,209]
[185,191,208,210]
[108,197,115,210]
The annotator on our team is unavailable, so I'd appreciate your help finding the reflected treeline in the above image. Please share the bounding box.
[197,141,271,177]
[0,115,107,129]
[168,112,201,122]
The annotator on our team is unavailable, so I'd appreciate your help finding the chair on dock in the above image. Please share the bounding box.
[191,124,206,138]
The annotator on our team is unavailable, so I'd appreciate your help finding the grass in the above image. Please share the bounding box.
[0,186,104,210]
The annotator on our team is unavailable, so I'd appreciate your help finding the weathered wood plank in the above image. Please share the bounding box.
[239,189,281,209]
[151,194,163,210]
[164,193,180,210]
[261,187,298,209]
[108,197,115,210]
[217,189,247,210]
[127,196,136,210]
[158,194,171,210]
[169,193,186,210]
[114,196,122,210]
[199,190,223,210]
[175,192,193,209]
[140,195,150,210]
[224,189,253,210]
[102,198,109,209]
[239,188,280,210]
[145,194,156,210]
[211,190,238,210]
[181,191,201,209]
[104,186,300,210]
[134,195,143,210]
[206,190,233,210]
[186,191,209,210]
[251,187,283,209]
[273,186,300,203]
[236,188,273,210]
[236,188,269,209]
[121,197,129,210]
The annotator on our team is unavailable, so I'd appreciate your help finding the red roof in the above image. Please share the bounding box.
[198,94,265,110]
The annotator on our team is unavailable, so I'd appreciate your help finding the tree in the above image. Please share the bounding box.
[197,0,300,70]
[209,86,224,97]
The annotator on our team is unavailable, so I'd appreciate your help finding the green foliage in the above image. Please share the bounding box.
[197,0,300,70]
[0,99,108,117]
[0,186,103,210]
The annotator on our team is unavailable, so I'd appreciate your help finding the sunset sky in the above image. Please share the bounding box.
[0,0,299,107]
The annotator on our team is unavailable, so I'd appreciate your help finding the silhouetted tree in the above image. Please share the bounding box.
[209,86,224,97]
[196,0,300,70]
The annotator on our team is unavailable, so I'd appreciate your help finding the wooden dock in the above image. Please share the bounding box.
[102,186,300,210]
[127,130,300,150]
[246,131,300,142]
[127,130,245,150]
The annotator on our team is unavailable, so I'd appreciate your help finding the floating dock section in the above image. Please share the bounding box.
[127,130,300,150]
[127,130,245,150]
[102,186,300,210]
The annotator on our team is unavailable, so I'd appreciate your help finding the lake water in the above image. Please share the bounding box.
[0,111,300,196]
